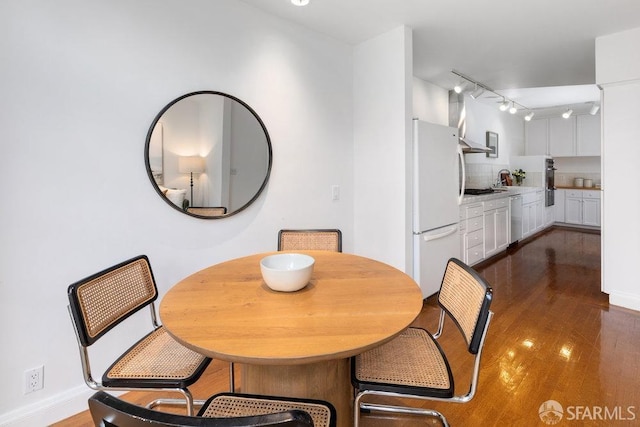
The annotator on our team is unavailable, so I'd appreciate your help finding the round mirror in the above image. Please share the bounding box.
[145,91,272,219]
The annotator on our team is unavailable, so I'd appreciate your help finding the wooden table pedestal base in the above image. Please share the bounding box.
[241,359,352,427]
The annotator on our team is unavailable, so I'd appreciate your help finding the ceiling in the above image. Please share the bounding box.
[238,0,640,113]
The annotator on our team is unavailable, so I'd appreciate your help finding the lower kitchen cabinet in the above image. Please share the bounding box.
[460,203,484,265]
[484,198,510,257]
[521,190,545,239]
[564,190,601,227]
[461,196,511,266]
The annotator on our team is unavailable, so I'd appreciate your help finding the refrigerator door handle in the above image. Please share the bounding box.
[457,144,465,205]
[423,225,458,242]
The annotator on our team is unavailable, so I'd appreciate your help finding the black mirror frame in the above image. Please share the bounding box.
[144,91,273,219]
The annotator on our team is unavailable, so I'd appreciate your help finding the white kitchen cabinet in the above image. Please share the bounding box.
[529,115,600,157]
[495,206,510,251]
[565,194,583,224]
[483,198,510,257]
[460,203,484,265]
[564,190,601,227]
[525,119,549,155]
[576,114,601,156]
[554,189,566,222]
[521,190,545,238]
[549,116,576,157]
[544,205,555,227]
[582,191,601,226]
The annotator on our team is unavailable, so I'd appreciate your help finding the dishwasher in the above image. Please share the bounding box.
[510,195,522,243]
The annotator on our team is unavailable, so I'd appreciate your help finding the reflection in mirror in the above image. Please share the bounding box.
[145,91,272,218]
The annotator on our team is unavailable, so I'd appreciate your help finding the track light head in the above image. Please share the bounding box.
[590,104,600,115]
[499,99,509,111]
[509,102,517,114]
[562,109,573,119]
[470,86,485,99]
[454,82,465,94]
[525,111,535,121]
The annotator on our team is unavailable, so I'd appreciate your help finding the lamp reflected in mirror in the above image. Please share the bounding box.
[178,156,205,208]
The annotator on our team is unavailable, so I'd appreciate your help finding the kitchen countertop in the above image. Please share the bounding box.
[556,186,602,191]
[461,186,541,204]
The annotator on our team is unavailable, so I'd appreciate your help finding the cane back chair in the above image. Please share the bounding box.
[67,255,211,415]
[89,391,336,427]
[277,229,342,252]
[351,257,494,427]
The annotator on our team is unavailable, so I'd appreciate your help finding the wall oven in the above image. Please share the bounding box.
[545,158,556,207]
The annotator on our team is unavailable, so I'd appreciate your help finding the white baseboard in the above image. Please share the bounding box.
[0,385,94,427]
[609,291,640,313]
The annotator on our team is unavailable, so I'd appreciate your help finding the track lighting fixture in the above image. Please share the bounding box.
[451,70,531,120]
[562,109,573,119]
[524,111,535,121]
[590,103,600,115]
[470,85,485,99]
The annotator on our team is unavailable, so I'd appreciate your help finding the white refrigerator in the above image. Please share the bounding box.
[412,119,464,298]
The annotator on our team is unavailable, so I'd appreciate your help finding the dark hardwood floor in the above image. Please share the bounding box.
[54,227,640,426]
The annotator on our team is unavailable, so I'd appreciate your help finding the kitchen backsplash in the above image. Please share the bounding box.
[465,162,602,188]
[465,163,511,188]
[555,172,601,187]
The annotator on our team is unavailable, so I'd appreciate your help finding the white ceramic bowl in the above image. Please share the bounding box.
[260,253,315,292]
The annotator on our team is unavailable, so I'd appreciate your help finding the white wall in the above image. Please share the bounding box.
[353,26,413,271]
[0,0,354,424]
[460,95,525,188]
[596,27,640,311]
[412,77,449,126]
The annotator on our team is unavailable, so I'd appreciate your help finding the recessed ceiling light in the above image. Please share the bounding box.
[291,0,310,6]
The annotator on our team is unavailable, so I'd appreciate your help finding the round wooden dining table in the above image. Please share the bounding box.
[159,250,424,427]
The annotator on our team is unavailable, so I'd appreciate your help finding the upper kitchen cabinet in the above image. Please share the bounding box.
[525,119,549,155]
[576,114,601,156]
[525,114,601,157]
[549,116,576,157]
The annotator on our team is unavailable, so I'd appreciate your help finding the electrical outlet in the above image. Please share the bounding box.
[24,365,44,394]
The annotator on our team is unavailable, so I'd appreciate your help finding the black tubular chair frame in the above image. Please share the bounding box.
[88,391,317,427]
[277,229,342,252]
[351,258,494,427]
[67,255,212,415]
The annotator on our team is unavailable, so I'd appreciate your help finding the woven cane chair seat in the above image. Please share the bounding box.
[278,229,342,252]
[201,393,336,427]
[353,327,453,398]
[104,327,209,387]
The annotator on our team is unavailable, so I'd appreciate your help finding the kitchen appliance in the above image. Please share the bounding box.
[545,158,556,207]
[449,91,492,153]
[412,119,463,298]
[464,188,495,195]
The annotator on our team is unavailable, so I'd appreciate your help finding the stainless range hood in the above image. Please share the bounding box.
[449,91,492,153]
